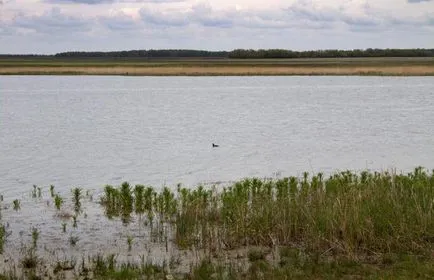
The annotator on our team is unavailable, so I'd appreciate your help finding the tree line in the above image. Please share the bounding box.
[228,48,434,58]
[54,49,229,58]
[1,48,433,58]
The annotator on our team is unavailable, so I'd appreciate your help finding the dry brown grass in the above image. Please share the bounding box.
[1,65,434,76]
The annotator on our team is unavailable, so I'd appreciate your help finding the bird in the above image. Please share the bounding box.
[212,143,219,148]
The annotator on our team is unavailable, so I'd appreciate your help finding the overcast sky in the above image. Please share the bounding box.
[0,0,433,54]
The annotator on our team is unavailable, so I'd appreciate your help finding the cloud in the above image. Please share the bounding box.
[47,0,116,3]
[2,0,434,53]
[6,1,434,35]
[12,7,93,34]
[139,8,189,27]
[408,0,432,3]
[99,12,141,30]
[189,3,234,28]
[45,0,184,4]
[283,0,382,30]
[139,3,236,28]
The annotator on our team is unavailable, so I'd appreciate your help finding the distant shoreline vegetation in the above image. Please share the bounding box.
[1,48,434,59]
[2,50,434,76]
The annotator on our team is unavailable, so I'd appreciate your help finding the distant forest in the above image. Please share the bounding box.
[1,48,434,58]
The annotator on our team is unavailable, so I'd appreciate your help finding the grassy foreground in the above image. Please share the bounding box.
[1,167,434,279]
[1,57,434,76]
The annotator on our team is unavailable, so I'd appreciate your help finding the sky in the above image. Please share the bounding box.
[0,0,433,54]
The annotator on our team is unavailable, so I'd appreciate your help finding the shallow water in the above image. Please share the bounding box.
[1,76,434,198]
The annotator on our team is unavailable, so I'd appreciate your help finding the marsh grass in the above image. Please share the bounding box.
[2,65,434,76]
[69,236,79,246]
[127,236,133,252]
[90,254,166,280]
[72,187,82,213]
[1,57,434,76]
[31,228,39,249]
[54,194,63,211]
[72,216,77,228]
[21,250,38,270]
[2,167,434,279]
[0,224,6,254]
[100,168,434,261]
[31,185,37,198]
[12,199,20,211]
[49,185,55,198]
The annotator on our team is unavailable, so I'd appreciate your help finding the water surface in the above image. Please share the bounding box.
[1,76,434,197]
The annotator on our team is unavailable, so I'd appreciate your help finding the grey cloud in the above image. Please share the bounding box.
[285,2,338,22]
[13,7,92,33]
[99,14,140,30]
[341,16,379,27]
[189,3,234,28]
[284,0,380,29]
[139,8,189,27]
[198,17,233,28]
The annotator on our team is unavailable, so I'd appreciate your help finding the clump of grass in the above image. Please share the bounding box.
[69,236,79,246]
[90,254,167,279]
[134,184,145,217]
[92,254,116,276]
[101,182,136,224]
[22,251,38,269]
[49,185,55,197]
[13,199,20,211]
[54,194,63,210]
[72,216,77,228]
[53,259,75,274]
[31,228,39,249]
[120,182,133,224]
[32,185,37,198]
[127,236,133,251]
[0,224,6,254]
[248,248,267,262]
[72,187,82,213]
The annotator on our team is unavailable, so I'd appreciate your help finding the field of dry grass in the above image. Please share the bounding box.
[1,65,434,76]
[1,57,434,76]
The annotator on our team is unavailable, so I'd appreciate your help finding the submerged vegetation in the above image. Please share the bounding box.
[0,167,434,279]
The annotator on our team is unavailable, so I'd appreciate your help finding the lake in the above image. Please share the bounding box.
[1,76,434,197]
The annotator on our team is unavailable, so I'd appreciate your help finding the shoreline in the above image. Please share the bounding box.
[1,65,434,76]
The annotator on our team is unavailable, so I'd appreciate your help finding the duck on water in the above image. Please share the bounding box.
[212,143,219,148]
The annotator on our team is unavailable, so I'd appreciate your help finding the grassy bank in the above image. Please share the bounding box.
[1,167,434,279]
[1,57,434,76]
